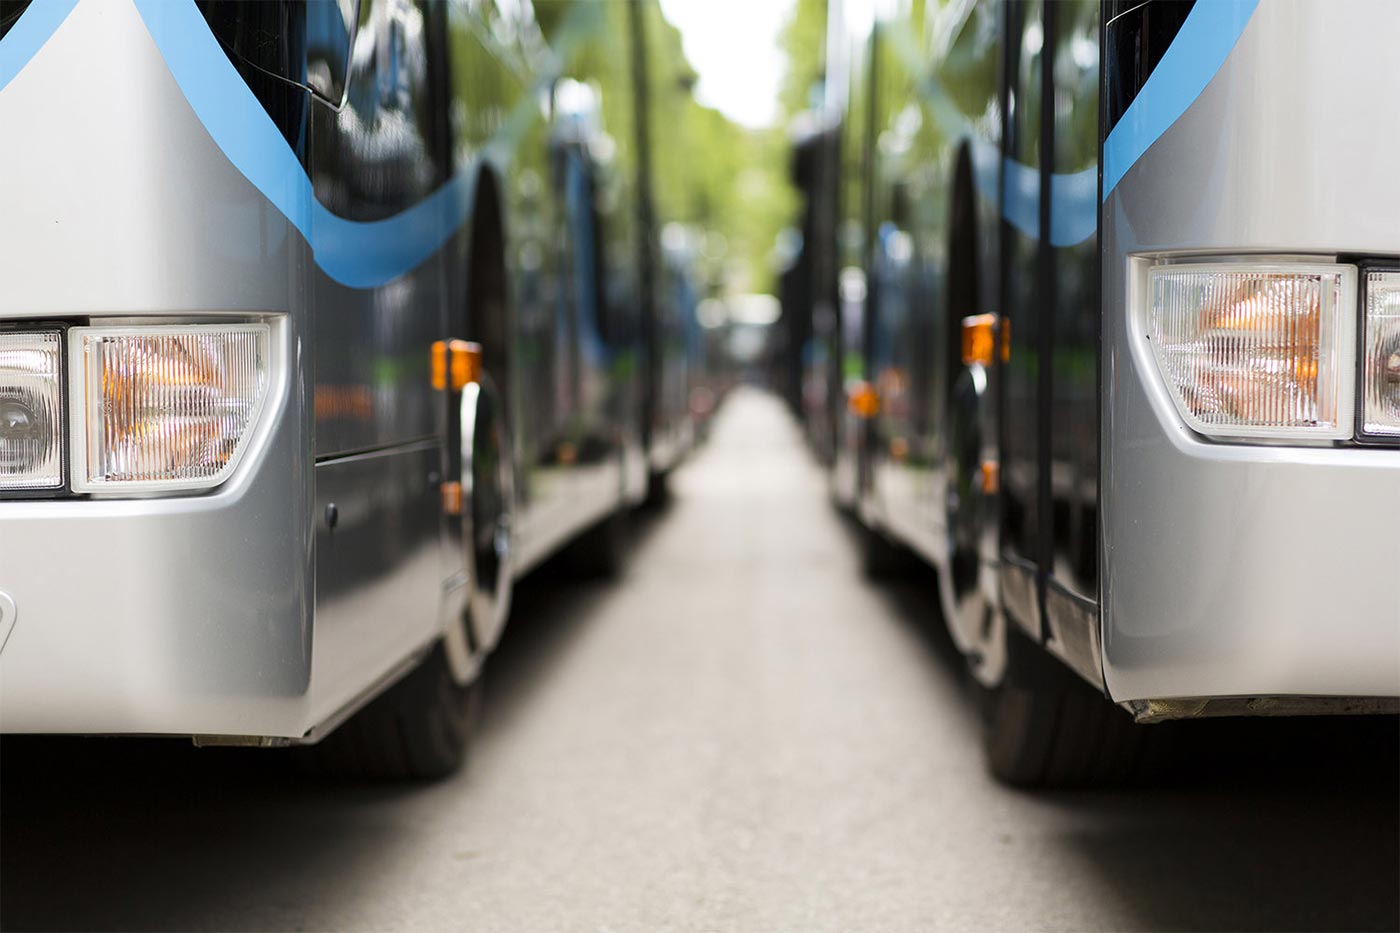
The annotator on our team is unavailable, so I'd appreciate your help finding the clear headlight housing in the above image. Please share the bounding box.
[71,324,270,492]
[1146,262,1355,440]
[0,331,64,490]
[1361,271,1400,437]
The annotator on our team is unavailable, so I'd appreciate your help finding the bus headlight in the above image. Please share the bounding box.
[71,324,270,492]
[1146,262,1354,440]
[0,331,64,490]
[1361,271,1400,436]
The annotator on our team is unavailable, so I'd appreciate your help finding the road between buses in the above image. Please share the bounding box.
[1,390,1396,931]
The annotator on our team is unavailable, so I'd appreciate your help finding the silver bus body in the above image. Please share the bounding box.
[0,0,696,745]
[792,0,1398,736]
[1102,0,1399,707]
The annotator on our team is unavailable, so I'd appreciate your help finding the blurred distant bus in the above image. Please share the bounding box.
[0,0,702,777]
[795,0,1400,784]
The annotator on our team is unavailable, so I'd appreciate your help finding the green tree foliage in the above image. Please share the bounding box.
[640,1,798,296]
[778,0,827,117]
[534,0,826,298]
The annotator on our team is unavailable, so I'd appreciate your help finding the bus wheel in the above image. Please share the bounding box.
[860,523,916,578]
[977,622,1151,787]
[563,505,630,578]
[642,468,671,510]
[308,380,512,781]
[306,645,483,780]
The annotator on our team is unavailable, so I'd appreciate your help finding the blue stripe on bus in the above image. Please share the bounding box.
[6,0,1255,275]
[956,0,1258,244]
[0,0,80,93]
[973,138,1097,248]
[132,0,476,289]
[998,157,1096,249]
[1101,0,1259,201]
[1049,168,1097,246]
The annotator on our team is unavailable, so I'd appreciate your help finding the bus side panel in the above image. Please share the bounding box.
[997,0,1046,637]
[1042,0,1102,685]
[485,3,630,573]
[304,0,454,728]
[822,0,1004,609]
[311,444,444,724]
[829,25,873,511]
[308,0,449,461]
[540,0,656,484]
[635,0,698,480]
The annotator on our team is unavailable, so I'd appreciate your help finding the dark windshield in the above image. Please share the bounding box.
[0,1,34,42]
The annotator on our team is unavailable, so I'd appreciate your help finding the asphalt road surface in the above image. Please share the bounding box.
[2,389,1397,932]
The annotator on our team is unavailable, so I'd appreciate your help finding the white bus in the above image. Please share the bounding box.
[0,0,702,777]
[790,0,1399,784]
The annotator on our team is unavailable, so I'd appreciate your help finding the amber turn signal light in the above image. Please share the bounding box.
[431,339,483,391]
[441,480,463,516]
[961,314,999,368]
[848,381,880,419]
[979,460,999,495]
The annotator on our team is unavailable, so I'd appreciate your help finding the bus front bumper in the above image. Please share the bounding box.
[1102,430,1400,708]
[0,414,313,740]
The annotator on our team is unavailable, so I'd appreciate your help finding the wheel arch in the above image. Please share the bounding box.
[461,163,512,406]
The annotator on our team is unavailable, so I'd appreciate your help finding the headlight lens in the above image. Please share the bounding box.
[1361,271,1400,437]
[73,324,270,491]
[0,331,64,490]
[1146,263,1353,440]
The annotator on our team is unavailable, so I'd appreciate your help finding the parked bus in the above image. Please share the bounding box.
[797,0,1399,784]
[0,0,700,777]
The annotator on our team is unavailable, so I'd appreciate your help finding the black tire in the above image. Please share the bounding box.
[861,524,918,578]
[979,624,1161,787]
[642,468,671,510]
[305,645,482,781]
[561,506,629,579]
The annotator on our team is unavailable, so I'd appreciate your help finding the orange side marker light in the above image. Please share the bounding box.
[430,340,448,391]
[848,381,880,419]
[441,480,463,516]
[961,314,998,367]
[431,340,484,391]
[979,460,999,495]
[450,340,482,391]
